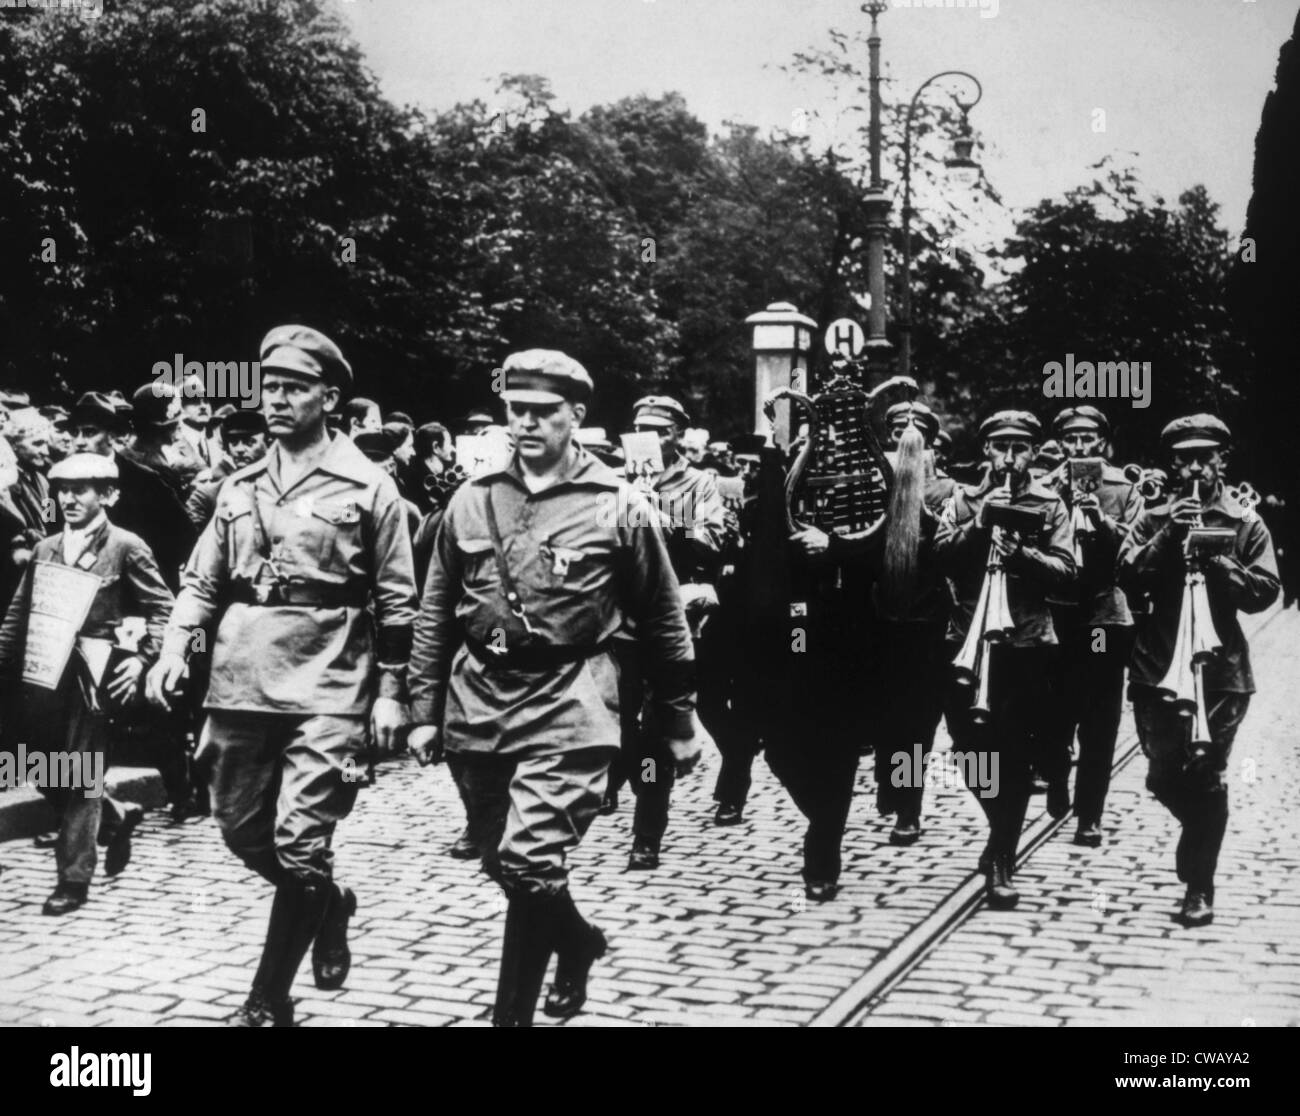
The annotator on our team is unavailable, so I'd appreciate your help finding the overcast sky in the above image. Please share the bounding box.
[343,0,1297,235]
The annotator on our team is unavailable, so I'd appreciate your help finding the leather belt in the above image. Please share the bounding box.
[464,635,610,673]
[230,581,369,608]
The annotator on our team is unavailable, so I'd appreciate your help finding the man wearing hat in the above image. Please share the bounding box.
[3,408,54,567]
[407,350,699,1026]
[186,408,268,531]
[40,406,72,464]
[868,400,958,845]
[1042,406,1141,845]
[608,394,725,869]
[1118,415,1279,926]
[145,325,419,1027]
[456,407,496,438]
[0,453,173,915]
[68,392,196,593]
[124,382,205,499]
[935,409,1075,909]
[176,373,215,470]
[67,391,200,818]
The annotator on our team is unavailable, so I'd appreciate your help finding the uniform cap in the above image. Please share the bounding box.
[1161,413,1230,452]
[0,389,31,408]
[460,408,496,427]
[979,409,1042,443]
[259,325,353,392]
[885,400,940,443]
[500,350,593,405]
[40,405,70,429]
[633,395,689,430]
[1053,405,1110,437]
[49,452,119,484]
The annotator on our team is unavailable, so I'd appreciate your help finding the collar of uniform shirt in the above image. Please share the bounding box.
[478,443,622,493]
[654,455,690,488]
[258,430,378,492]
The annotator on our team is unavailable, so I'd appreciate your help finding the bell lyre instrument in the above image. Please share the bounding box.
[762,363,918,546]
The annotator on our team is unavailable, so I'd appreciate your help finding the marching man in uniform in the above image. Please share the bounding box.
[145,325,418,1027]
[407,350,699,1027]
[1043,406,1141,844]
[934,411,1075,909]
[609,394,725,869]
[1118,415,1279,926]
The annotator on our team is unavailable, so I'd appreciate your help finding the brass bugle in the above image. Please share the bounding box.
[1189,660,1212,751]
[1155,580,1197,712]
[970,636,993,725]
[953,570,992,685]
[1188,570,1222,663]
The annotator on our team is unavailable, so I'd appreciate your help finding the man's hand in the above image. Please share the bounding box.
[371,697,409,758]
[106,656,144,704]
[985,484,1013,509]
[1169,495,1202,532]
[408,724,443,767]
[145,653,188,709]
[1074,492,1103,526]
[990,526,1022,560]
[667,734,702,777]
[793,526,831,558]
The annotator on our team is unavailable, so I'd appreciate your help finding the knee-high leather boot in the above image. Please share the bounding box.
[232,880,331,1028]
[492,892,558,1028]
[543,889,607,1020]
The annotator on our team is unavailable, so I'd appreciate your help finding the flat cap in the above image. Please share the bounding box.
[49,452,119,484]
[40,405,70,429]
[460,408,496,427]
[0,388,31,408]
[885,400,940,443]
[1161,413,1230,452]
[259,325,353,392]
[1053,405,1110,437]
[501,350,593,406]
[979,410,1042,443]
[68,392,126,430]
[633,395,689,430]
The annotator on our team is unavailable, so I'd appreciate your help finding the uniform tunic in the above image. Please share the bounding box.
[409,447,694,755]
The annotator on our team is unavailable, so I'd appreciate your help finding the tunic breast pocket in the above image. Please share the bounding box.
[306,501,363,573]
[456,537,496,588]
[216,503,255,572]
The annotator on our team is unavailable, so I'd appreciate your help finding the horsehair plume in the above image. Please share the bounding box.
[880,419,927,617]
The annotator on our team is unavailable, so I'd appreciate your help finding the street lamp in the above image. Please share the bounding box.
[860,2,892,358]
[899,71,983,378]
[745,300,816,447]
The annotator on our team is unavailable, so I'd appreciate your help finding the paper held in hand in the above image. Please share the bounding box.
[621,432,664,484]
[22,560,102,690]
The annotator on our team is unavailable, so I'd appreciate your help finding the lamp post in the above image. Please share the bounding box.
[898,70,983,378]
[745,300,816,448]
[860,2,892,357]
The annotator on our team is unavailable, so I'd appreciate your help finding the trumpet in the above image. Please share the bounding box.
[1153,480,1223,754]
[952,472,1017,724]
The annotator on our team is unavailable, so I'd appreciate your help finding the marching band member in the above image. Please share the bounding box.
[1117,415,1279,926]
[869,401,955,845]
[1043,406,1141,843]
[934,410,1075,909]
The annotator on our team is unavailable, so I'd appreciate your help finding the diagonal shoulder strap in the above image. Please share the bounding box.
[483,488,537,636]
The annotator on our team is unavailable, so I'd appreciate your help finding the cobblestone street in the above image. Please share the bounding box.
[1,608,1296,1028]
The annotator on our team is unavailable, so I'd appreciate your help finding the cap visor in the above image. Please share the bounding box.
[1169,437,1221,449]
[984,426,1035,441]
[634,416,675,429]
[502,389,565,405]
